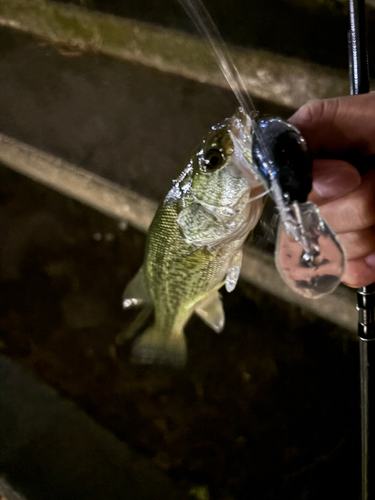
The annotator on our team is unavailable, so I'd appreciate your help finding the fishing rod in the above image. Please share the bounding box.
[348,1,375,498]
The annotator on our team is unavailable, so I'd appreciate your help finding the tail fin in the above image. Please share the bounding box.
[132,325,187,367]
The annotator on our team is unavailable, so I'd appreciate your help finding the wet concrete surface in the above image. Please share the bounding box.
[0,164,361,499]
[0,26,290,204]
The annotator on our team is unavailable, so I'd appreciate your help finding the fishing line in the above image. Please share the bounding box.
[177,0,256,119]
[177,0,276,210]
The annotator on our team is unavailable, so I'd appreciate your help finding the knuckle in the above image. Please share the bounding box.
[293,100,322,125]
[342,270,363,288]
[338,230,372,260]
[356,198,374,228]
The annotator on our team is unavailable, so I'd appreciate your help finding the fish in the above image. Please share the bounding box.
[122,109,266,366]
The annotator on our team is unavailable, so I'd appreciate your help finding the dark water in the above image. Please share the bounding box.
[0,165,361,499]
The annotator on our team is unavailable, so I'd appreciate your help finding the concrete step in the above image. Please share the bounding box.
[25,0,375,72]
[0,0,350,111]
[0,355,181,500]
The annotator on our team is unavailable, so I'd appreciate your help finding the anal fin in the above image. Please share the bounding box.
[195,290,225,333]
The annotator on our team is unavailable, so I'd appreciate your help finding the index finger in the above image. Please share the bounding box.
[289,94,375,156]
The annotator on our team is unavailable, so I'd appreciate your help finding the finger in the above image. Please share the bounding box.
[308,159,361,205]
[342,256,375,288]
[318,170,375,233]
[289,94,375,156]
[337,227,375,261]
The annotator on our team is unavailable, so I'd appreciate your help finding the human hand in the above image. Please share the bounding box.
[289,94,375,288]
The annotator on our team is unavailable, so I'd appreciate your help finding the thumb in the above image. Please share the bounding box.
[308,159,361,206]
[289,94,375,156]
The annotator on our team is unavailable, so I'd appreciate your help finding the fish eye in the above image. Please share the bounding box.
[203,149,225,170]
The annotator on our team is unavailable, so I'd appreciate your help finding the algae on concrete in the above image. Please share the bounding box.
[0,0,349,109]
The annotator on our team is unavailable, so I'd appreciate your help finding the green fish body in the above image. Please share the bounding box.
[123,110,265,365]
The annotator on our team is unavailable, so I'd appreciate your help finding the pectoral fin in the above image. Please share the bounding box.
[225,250,243,292]
[119,267,153,345]
[122,266,150,309]
[195,290,225,333]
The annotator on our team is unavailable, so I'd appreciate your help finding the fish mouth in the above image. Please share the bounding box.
[228,108,268,200]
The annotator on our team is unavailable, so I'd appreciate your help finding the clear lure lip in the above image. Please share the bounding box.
[275,201,346,299]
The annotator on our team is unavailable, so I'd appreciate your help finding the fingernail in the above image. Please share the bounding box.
[365,253,375,268]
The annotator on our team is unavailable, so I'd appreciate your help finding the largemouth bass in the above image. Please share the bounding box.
[122,110,265,366]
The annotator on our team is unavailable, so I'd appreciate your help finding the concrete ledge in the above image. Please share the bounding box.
[0,133,156,234]
[0,0,349,109]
